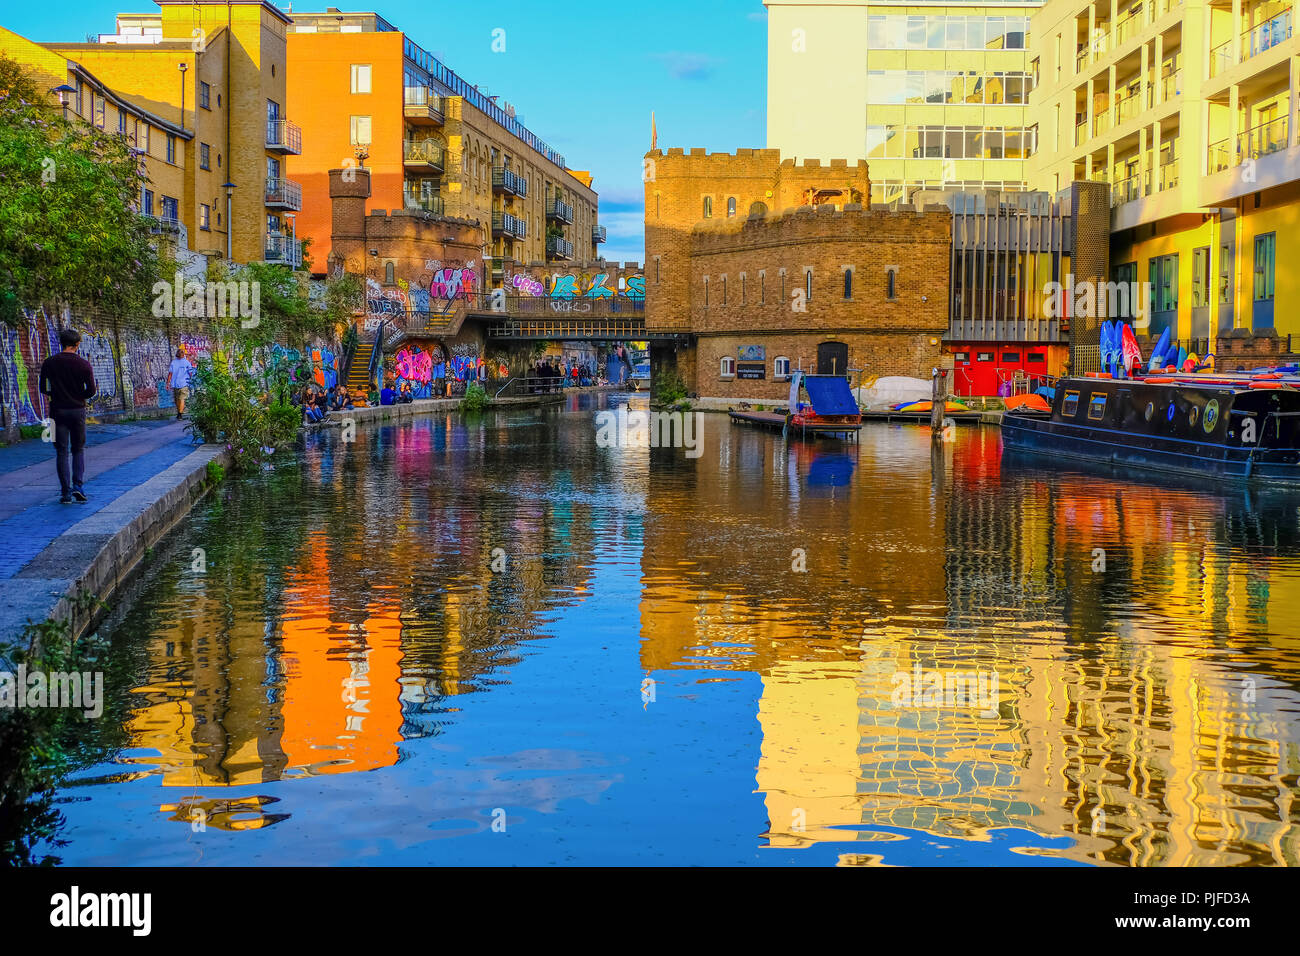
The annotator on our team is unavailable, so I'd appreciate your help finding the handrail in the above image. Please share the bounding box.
[367,321,385,391]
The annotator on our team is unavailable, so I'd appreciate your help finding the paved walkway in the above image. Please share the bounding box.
[0,421,204,621]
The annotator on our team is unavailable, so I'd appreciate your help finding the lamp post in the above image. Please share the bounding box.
[221,180,236,260]
[178,63,187,132]
[51,83,76,121]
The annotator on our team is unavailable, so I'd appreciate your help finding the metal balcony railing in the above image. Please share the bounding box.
[403,85,443,124]
[1094,110,1112,136]
[1211,8,1293,77]
[1075,119,1089,146]
[264,233,302,267]
[1158,158,1179,191]
[491,211,527,239]
[266,119,302,154]
[403,190,445,215]
[264,177,302,210]
[1111,172,1144,206]
[546,197,574,223]
[592,224,606,243]
[492,166,527,197]
[546,235,574,260]
[1209,116,1292,172]
[142,213,182,234]
[1160,69,1181,101]
[403,140,445,169]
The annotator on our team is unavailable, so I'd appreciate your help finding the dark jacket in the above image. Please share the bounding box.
[39,351,97,411]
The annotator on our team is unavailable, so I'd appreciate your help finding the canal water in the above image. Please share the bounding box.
[45,392,1300,865]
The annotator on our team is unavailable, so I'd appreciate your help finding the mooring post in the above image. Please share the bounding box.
[930,366,945,441]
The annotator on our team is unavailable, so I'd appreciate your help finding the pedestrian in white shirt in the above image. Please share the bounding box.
[166,345,196,420]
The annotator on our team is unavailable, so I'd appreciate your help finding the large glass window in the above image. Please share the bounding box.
[1254,233,1276,301]
[1149,254,1178,313]
[1192,247,1210,307]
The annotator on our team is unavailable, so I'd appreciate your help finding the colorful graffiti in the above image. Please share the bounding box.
[430,268,476,301]
[510,274,544,297]
[506,270,645,300]
[125,330,174,409]
[0,310,124,425]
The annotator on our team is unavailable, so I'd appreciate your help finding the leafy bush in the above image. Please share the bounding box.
[652,369,687,406]
[205,459,225,486]
[460,381,488,412]
[186,347,300,472]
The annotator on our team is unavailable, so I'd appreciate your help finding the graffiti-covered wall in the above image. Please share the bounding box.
[502,262,645,302]
[1,308,340,428]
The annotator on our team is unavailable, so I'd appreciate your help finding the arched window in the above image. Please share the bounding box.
[384,261,395,284]
[721,276,727,305]
[843,270,853,299]
[703,196,713,219]
[748,201,768,218]
[886,269,897,299]
[727,196,737,217]
[805,270,813,302]
[703,276,709,308]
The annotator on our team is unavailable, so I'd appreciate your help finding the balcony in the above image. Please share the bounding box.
[403,86,443,125]
[1160,70,1181,102]
[1158,158,1179,191]
[403,140,445,172]
[546,197,573,224]
[492,166,527,197]
[546,235,574,260]
[264,233,302,268]
[492,211,527,239]
[1094,110,1112,136]
[403,188,445,216]
[1114,86,1151,124]
[1075,119,1089,146]
[266,119,302,154]
[1206,116,1290,174]
[1112,171,1144,206]
[264,177,302,210]
[142,213,182,235]
[1210,9,1293,78]
[592,224,606,243]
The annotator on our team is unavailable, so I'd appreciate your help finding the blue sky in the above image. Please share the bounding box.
[7,1,771,264]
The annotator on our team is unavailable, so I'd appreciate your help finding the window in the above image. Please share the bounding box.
[350,115,372,145]
[350,64,372,94]
[759,271,765,304]
[93,94,104,128]
[1220,243,1234,303]
[118,111,126,134]
[886,269,897,299]
[199,81,210,110]
[774,356,791,380]
[804,270,813,302]
[1192,247,1210,307]
[161,195,178,221]
[1027,353,1046,365]
[199,143,210,170]
[166,133,176,163]
[720,356,735,378]
[843,269,853,299]
[740,273,746,303]
[954,351,970,362]
[721,276,727,305]
[1088,393,1107,421]
[1254,233,1276,301]
[703,277,709,308]
[1149,254,1178,312]
[199,204,210,230]
[384,261,395,284]
[1002,352,1020,362]
[726,197,736,218]
[142,188,154,216]
[1061,389,1080,416]
[703,196,712,219]
[977,351,995,362]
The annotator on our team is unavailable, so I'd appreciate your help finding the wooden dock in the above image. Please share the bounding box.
[859,409,989,425]
[728,409,862,438]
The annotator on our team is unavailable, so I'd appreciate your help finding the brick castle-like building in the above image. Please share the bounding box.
[644,148,952,401]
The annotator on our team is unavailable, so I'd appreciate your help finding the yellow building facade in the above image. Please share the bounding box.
[0,25,193,254]
[1029,0,1300,340]
[42,0,303,268]
[766,0,1044,203]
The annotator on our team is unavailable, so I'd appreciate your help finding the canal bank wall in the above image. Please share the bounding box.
[0,442,231,647]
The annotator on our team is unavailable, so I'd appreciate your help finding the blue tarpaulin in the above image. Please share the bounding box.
[801,375,859,416]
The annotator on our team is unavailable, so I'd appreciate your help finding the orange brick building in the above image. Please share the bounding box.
[644,148,952,401]
[286,10,602,280]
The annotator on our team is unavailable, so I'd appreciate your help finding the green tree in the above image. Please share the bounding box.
[0,54,158,325]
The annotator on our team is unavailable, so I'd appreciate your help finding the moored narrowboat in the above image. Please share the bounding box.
[1001,373,1300,484]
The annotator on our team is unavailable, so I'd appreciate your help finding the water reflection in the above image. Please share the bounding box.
[49,395,1300,865]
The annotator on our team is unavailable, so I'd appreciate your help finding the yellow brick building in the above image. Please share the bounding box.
[765,0,1044,202]
[0,25,193,255]
[1029,0,1300,341]
[41,0,303,268]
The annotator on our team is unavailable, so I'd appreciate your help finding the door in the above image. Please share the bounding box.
[971,349,998,395]
[817,341,848,376]
[1253,232,1275,330]
[999,349,1022,395]
[952,350,972,396]
[1191,246,1210,339]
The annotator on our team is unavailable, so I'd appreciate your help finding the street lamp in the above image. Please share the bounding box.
[221,181,236,260]
[51,83,76,121]
[177,63,187,132]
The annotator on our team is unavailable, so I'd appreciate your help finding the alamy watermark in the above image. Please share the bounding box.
[1043,274,1150,328]
[152,269,261,328]
[890,665,999,719]
[595,407,704,458]
[1,665,103,717]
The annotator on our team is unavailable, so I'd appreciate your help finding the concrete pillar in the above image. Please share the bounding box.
[1153,121,1163,194]
[1140,43,1150,112]
[1232,0,1242,67]
[1155,34,1165,103]
[1139,126,1149,197]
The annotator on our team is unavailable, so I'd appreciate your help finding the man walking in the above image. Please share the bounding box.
[167,344,195,419]
[38,328,97,504]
